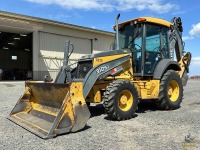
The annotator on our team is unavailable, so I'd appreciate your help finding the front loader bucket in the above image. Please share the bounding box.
[8,81,90,139]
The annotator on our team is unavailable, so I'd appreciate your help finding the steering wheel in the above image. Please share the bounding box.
[133,44,142,50]
[126,44,142,52]
[152,47,160,52]
[128,44,142,51]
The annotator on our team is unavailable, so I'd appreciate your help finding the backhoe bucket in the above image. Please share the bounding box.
[8,81,90,139]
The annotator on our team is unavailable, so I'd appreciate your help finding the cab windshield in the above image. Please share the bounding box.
[118,23,142,51]
[117,23,143,74]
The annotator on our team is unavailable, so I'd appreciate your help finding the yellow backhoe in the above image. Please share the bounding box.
[8,14,191,139]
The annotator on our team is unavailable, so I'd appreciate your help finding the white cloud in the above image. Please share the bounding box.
[116,0,178,14]
[182,36,194,41]
[24,0,178,14]
[189,23,200,36]
[188,57,200,76]
[184,23,200,41]
[25,0,113,11]
[191,57,200,64]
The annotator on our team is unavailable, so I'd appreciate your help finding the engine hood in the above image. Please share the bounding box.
[80,49,132,60]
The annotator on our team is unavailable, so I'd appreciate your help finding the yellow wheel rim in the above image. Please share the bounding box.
[168,80,180,102]
[118,90,133,111]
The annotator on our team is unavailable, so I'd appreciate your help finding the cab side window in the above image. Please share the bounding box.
[146,25,160,52]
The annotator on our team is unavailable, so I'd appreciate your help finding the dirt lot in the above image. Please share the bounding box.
[0,80,199,150]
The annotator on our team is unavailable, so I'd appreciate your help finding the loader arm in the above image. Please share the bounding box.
[83,55,130,98]
[54,41,74,84]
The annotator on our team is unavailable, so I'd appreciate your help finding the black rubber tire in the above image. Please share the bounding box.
[86,102,90,106]
[155,70,183,110]
[103,80,138,120]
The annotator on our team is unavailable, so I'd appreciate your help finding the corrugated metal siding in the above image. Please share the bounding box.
[38,32,92,80]
[93,34,113,51]
[40,24,114,52]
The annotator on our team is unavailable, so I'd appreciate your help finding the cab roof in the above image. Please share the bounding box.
[117,17,172,28]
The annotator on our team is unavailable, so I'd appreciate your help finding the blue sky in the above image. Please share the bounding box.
[0,0,200,76]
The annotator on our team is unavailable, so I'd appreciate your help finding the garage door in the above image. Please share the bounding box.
[38,32,92,80]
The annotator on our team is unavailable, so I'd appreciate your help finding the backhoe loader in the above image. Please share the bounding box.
[8,14,191,139]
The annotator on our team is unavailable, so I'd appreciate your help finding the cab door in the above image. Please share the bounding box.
[144,24,169,75]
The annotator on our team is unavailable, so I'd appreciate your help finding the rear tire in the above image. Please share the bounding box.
[155,70,183,110]
[103,80,138,120]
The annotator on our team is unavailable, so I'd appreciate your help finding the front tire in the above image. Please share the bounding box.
[155,70,183,110]
[103,80,138,120]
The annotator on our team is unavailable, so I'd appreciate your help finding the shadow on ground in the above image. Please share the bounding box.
[88,104,105,118]
[88,100,158,120]
[137,100,157,113]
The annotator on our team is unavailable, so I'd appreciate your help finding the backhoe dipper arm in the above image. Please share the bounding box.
[168,17,192,85]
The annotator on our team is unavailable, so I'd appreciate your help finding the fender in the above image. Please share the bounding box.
[83,55,130,98]
[153,59,181,79]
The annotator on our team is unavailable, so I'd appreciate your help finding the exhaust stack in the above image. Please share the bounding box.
[115,14,120,50]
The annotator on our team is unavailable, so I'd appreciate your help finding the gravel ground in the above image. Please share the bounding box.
[0,80,199,150]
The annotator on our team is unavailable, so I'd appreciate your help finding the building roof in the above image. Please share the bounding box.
[0,11,115,36]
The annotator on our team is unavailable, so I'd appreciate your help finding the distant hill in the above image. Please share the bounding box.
[190,76,200,79]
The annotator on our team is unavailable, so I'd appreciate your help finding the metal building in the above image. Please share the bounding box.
[0,11,114,81]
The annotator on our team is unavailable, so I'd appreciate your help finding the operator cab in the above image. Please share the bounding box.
[116,17,172,76]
